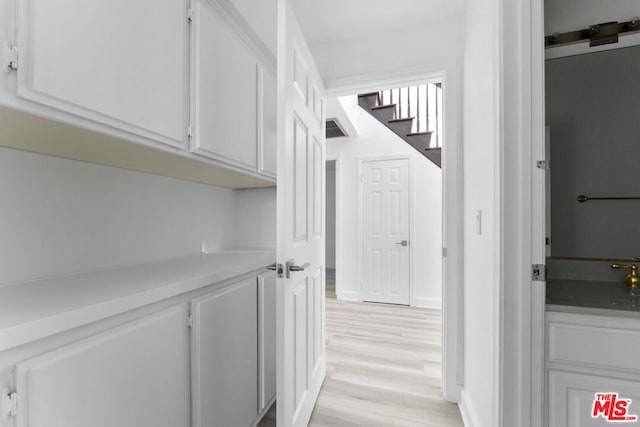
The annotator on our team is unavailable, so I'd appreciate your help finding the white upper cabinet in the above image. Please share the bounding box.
[15,0,188,148]
[227,0,276,56]
[191,0,258,172]
[258,65,277,178]
[190,0,276,178]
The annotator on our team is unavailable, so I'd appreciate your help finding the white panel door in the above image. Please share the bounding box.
[191,0,258,171]
[15,306,190,427]
[190,278,258,427]
[16,0,188,147]
[258,270,278,413]
[362,158,410,305]
[276,1,326,425]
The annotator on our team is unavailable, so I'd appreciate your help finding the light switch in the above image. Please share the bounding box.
[476,210,482,235]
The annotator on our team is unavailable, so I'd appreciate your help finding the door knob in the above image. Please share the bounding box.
[286,260,311,278]
[395,240,409,246]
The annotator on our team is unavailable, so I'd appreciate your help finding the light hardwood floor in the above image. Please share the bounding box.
[258,280,463,426]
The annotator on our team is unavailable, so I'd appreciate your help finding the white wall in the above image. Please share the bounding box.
[325,161,336,269]
[310,15,464,91]
[326,96,442,308]
[458,0,501,425]
[0,147,275,285]
[545,0,640,33]
[233,187,276,250]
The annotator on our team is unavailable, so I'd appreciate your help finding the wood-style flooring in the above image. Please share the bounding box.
[258,280,463,426]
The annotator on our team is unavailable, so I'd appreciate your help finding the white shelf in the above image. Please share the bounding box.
[0,251,275,352]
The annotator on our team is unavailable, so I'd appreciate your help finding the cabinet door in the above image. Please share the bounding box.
[258,65,277,178]
[16,0,188,147]
[549,370,640,427]
[191,0,258,171]
[191,278,258,427]
[15,305,190,427]
[258,270,277,413]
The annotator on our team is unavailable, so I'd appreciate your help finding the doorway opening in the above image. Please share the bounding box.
[313,79,461,423]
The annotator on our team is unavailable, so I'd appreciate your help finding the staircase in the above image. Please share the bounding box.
[358,85,442,167]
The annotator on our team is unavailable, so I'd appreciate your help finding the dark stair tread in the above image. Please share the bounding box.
[357,92,441,168]
[371,104,396,110]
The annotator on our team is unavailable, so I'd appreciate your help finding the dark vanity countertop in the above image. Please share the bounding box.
[546,279,640,318]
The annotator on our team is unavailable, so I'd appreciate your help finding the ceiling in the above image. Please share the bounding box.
[292,0,464,47]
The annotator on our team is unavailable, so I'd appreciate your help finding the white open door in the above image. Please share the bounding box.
[276,0,326,426]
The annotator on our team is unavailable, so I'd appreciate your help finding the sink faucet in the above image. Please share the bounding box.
[611,263,640,287]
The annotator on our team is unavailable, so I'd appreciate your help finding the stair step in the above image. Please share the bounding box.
[387,117,415,137]
[405,131,433,150]
[370,104,396,122]
[357,92,441,168]
[423,148,442,167]
[357,92,380,110]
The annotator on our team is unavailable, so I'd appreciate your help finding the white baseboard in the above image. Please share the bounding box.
[459,390,480,427]
[335,290,361,301]
[414,297,442,309]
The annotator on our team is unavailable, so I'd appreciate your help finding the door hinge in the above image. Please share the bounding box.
[187,125,193,139]
[2,42,18,71]
[267,263,284,278]
[536,160,549,170]
[187,8,194,22]
[532,264,546,281]
[442,247,448,258]
[1,388,17,419]
[187,313,193,328]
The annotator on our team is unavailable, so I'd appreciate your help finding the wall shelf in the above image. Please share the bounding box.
[0,106,275,189]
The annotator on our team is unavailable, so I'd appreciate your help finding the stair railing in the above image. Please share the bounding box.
[379,83,442,148]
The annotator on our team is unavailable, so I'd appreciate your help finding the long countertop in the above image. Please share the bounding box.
[546,279,640,318]
[0,250,275,352]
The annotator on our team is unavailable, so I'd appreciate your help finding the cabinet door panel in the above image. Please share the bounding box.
[549,370,640,427]
[15,305,190,427]
[17,0,187,147]
[258,270,277,412]
[191,0,258,171]
[191,278,258,427]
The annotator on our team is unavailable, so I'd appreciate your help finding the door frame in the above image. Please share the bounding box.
[357,155,413,305]
[325,66,462,402]
[326,153,344,296]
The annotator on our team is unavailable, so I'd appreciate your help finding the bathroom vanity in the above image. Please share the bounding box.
[546,277,640,426]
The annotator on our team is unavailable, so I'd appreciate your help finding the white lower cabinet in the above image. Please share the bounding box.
[3,269,276,427]
[258,270,277,413]
[191,277,259,427]
[547,312,640,427]
[14,305,190,427]
[549,370,640,427]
